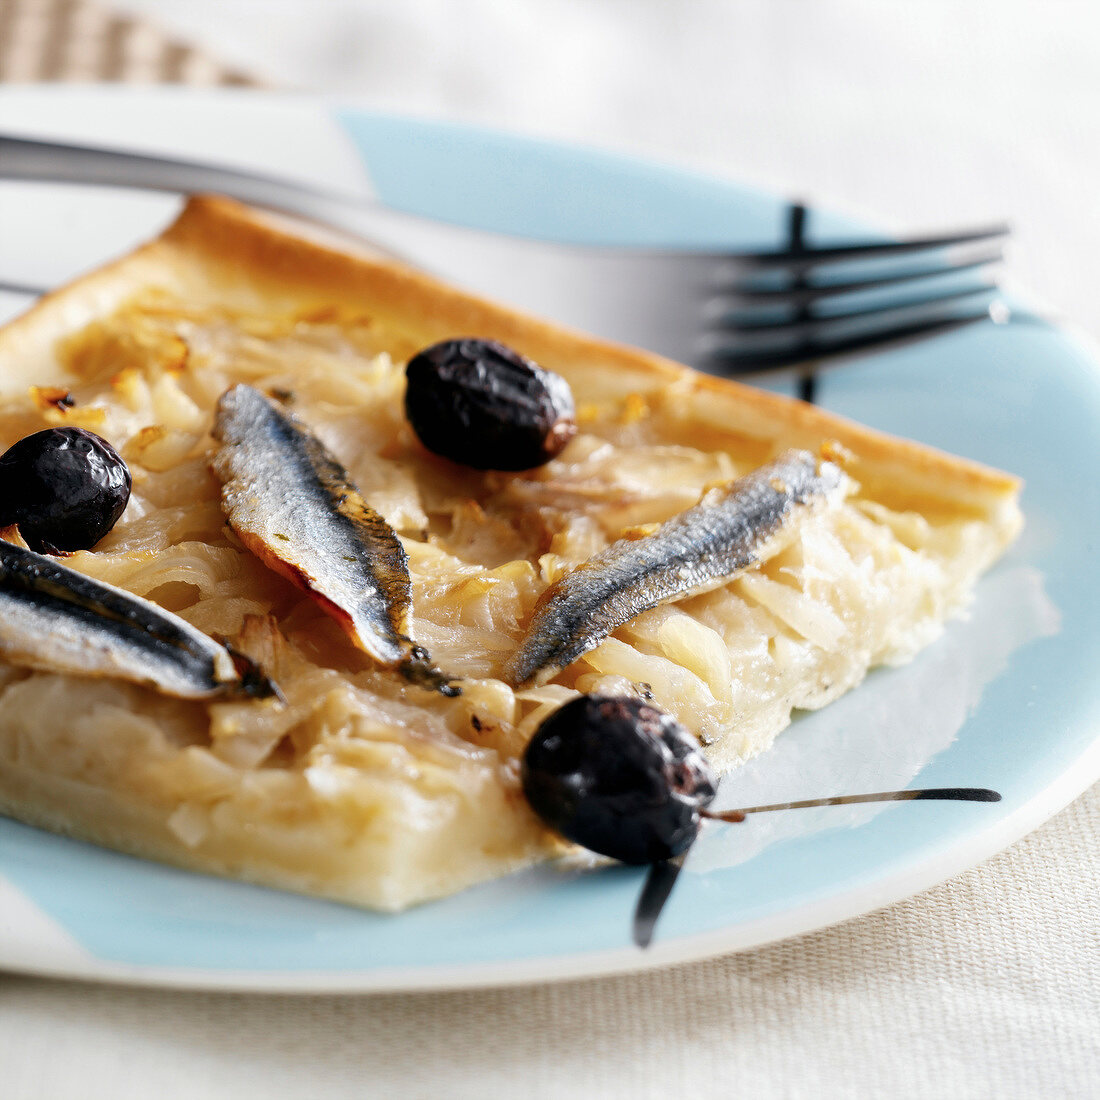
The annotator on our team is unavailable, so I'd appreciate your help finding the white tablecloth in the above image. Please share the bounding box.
[2,1,1099,1096]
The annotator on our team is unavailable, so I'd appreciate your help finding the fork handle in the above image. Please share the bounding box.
[0,131,492,273]
[0,133,361,216]
[0,131,623,337]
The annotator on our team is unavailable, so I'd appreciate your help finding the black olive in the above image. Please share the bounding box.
[521,695,718,864]
[404,338,576,470]
[0,427,132,553]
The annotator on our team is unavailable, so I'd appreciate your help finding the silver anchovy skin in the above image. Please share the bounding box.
[0,540,278,699]
[212,384,458,696]
[506,449,847,687]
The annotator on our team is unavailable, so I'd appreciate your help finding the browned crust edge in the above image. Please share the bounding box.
[0,194,1021,511]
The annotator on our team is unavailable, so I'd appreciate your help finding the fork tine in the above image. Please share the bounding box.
[699,305,1003,375]
[722,223,1010,275]
[717,283,998,334]
[713,247,1004,308]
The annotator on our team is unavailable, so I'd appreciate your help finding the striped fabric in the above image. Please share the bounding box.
[0,0,258,85]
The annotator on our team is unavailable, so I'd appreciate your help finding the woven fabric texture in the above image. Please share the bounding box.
[0,0,257,84]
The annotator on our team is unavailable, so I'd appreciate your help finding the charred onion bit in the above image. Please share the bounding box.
[521,695,717,864]
[404,338,576,470]
[0,427,132,553]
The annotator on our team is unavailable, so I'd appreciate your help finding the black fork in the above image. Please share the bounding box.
[698,204,1008,396]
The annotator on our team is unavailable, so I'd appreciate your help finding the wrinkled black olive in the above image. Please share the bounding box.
[0,427,132,553]
[404,338,576,470]
[521,695,718,864]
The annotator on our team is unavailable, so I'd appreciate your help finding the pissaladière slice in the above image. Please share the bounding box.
[0,197,1022,910]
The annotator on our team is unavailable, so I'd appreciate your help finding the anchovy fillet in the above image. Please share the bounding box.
[506,450,847,687]
[212,384,457,695]
[0,540,278,699]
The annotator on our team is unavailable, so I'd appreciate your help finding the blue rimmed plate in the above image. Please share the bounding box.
[0,87,1096,992]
